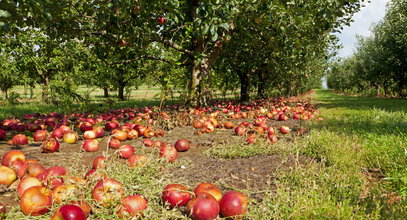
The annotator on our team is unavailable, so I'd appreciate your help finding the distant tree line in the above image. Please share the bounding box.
[327,0,406,97]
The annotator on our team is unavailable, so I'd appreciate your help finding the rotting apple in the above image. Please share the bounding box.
[42,137,60,153]
[20,186,52,216]
[116,194,148,219]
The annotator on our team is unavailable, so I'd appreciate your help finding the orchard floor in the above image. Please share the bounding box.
[0,117,308,211]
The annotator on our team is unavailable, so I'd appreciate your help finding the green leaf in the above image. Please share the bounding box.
[0,9,11,18]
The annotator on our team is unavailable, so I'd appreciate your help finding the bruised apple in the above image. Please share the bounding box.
[162,184,192,209]
[128,155,147,167]
[34,130,48,142]
[116,194,148,219]
[159,145,178,162]
[82,139,100,152]
[20,186,52,216]
[17,176,42,198]
[92,178,124,206]
[118,145,134,159]
[1,150,26,167]
[92,156,106,169]
[12,134,29,146]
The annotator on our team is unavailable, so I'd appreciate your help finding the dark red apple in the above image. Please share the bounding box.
[51,204,86,220]
[174,139,190,152]
[92,126,105,138]
[105,121,118,131]
[0,128,6,140]
[157,16,166,25]
[52,128,64,139]
[162,184,192,209]
[79,122,93,132]
[186,192,220,220]
[219,191,248,217]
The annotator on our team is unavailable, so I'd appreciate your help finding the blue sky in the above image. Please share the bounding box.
[336,0,391,58]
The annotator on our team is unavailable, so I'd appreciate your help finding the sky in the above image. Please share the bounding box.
[335,0,391,58]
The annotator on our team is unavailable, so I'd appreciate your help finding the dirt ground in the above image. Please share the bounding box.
[0,117,309,211]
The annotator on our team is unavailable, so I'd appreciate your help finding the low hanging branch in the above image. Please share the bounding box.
[107,55,172,65]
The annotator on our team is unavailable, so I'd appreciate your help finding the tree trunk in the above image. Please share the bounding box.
[118,85,125,101]
[42,76,50,104]
[103,87,109,98]
[238,71,250,102]
[257,70,266,99]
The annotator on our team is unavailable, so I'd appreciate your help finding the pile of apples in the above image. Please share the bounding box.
[162,182,248,220]
[0,150,148,219]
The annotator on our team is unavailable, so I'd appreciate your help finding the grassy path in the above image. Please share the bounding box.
[251,89,406,219]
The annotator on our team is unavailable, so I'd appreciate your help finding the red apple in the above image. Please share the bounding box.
[82,139,100,152]
[118,145,134,159]
[266,127,275,135]
[235,126,246,136]
[143,138,154,147]
[17,176,42,198]
[9,160,28,178]
[92,178,124,206]
[51,204,86,220]
[194,182,223,202]
[105,121,119,131]
[12,134,28,145]
[52,128,64,139]
[186,192,220,220]
[157,16,166,25]
[116,194,148,219]
[79,122,93,132]
[109,138,121,149]
[2,150,26,167]
[27,162,46,178]
[0,166,17,187]
[41,166,67,188]
[92,126,105,138]
[68,201,91,216]
[128,155,147,167]
[33,130,48,142]
[219,191,248,217]
[162,184,192,209]
[59,125,72,134]
[42,137,60,153]
[20,186,52,216]
[92,156,106,169]
[279,126,290,134]
[0,128,6,140]
[175,139,191,152]
[159,145,178,162]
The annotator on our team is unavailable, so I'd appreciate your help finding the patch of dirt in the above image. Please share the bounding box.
[0,118,310,210]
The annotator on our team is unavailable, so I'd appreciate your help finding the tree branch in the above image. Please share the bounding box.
[108,55,172,65]
[154,38,194,56]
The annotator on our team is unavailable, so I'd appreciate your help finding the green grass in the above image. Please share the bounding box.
[206,89,406,219]
[3,89,406,219]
